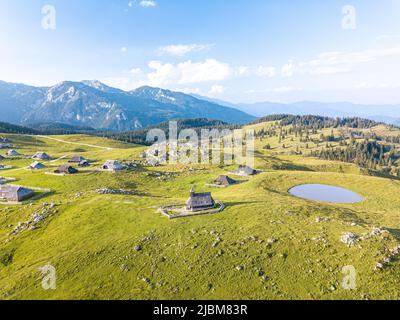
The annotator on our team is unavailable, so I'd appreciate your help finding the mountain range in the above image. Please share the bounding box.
[0,80,255,131]
[1,79,400,131]
[193,95,400,127]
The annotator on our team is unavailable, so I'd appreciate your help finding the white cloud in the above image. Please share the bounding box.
[139,0,156,8]
[145,59,233,86]
[304,47,400,67]
[272,86,298,93]
[376,34,400,41]
[121,47,128,53]
[178,59,232,84]
[102,77,137,91]
[178,87,202,94]
[146,61,179,86]
[209,85,225,95]
[281,60,296,77]
[309,66,349,75]
[103,59,232,90]
[356,81,400,89]
[245,86,299,94]
[159,44,215,57]
[279,47,400,77]
[356,81,369,89]
[236,66,250,76]
[256,66,276,77]
[130,68,142,75]
[128,0,157,8]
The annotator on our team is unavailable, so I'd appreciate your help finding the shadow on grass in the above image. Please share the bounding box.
[29,190,56,203]
[335,208,368,226]
[255,151,315,173]
[224,201,265,208]
[386,228,400,240]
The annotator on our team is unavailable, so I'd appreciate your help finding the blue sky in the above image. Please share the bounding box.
[0,0,400,104]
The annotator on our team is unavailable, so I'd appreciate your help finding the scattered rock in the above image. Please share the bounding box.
[383,257,392,264]
[216,250,224,257]
[375,262,384,270]
[12,203,58,236]
[120,264,130,272]
[97,188,136,195]
[341,233,358,247]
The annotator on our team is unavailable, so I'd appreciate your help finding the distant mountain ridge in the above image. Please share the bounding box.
[236,100,400,126]
[0,80,255,131]
[191,94,400,126]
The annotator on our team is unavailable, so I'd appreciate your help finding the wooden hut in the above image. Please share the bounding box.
[6,149,20,157]
[54,166,78,174]
[31,151,52,160]
[29,161,47,170]
[214,175,237,186]
[186,187,215,212]
[0,185,34,202]
[234,165,257,176]
[101,160,125,172]
[69,156,87,163]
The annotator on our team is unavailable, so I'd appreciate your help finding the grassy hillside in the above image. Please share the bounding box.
[1,119,400,300]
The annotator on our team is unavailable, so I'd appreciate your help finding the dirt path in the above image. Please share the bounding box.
[34,135,114,151]
[51,154,71,163]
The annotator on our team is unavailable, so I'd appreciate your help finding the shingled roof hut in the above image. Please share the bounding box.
[0,143,12,149]
[69,156,87,163]
[214,175,237,187]
[101,160,125,172]
[29,161,47,170]
[186,187,215,212]
[31,151,52,160]
[54,166,78,175]
[0,185,34,202]
[234,165,257,176]
[6,149,20,157]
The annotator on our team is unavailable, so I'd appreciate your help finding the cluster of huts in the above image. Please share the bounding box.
[17,151,127,175]
[28,152,52,170]
[0,140,34,201]
[0,139,129,201]
[0,149,19,170]
[51,157,126,175]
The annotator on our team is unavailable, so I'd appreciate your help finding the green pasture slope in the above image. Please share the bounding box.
[0,129,400,300]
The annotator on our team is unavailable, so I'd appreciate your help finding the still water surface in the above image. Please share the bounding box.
[289,184,364,203]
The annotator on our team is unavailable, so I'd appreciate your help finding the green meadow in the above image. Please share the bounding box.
[1,121,400,300]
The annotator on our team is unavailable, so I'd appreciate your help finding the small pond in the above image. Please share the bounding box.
[288,184,364,203]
